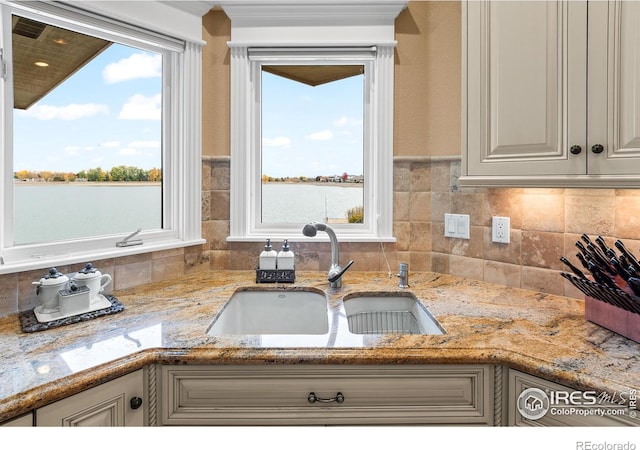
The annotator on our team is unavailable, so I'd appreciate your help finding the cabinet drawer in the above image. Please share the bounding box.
[160,365,493,425]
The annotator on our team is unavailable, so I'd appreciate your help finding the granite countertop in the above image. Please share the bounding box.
[1,270,639,422]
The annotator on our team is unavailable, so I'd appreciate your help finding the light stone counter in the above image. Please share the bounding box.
[0,270,639,423]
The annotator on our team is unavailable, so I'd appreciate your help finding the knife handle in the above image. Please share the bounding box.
[560,257,585,278]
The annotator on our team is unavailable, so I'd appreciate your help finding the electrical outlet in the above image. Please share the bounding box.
[492,216,510,244]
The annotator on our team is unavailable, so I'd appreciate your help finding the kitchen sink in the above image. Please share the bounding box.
[206,287,329,335]
[342,292,445,335]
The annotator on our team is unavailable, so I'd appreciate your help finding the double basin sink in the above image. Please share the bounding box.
[206,287,445,337]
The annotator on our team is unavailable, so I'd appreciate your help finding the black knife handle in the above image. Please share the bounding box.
[560,257,585,278]
[615,240,640,267]
[626,277,640,297]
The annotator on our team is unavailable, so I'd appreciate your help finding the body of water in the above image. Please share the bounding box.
[14,184,161,245]
[262,183,364,223]
[13,182,363,245]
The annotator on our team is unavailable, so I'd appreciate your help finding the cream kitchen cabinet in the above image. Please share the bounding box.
[158,365,494,426]
[36,369,145,427]
[507,369,639,426]
[462,0,640,187]
[1,413,33,426]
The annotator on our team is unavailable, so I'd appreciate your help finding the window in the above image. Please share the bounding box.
[261,64,365,226]
[255,51,370,233]
[0,1,205,273]
[224,1,407,242]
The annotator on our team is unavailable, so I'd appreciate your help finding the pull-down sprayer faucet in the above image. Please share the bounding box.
[302,222,354,288]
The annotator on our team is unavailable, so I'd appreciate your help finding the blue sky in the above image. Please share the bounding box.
[13,39,364,178]
[261,70,364,179]
[13,43,162,173]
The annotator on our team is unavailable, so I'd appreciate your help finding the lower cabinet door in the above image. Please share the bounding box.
[160,365,494,425]
[36,369,145,427]
[507,369,639,426]
[1,413,33,427]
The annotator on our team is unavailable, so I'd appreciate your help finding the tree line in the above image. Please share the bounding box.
[14,166,162,182]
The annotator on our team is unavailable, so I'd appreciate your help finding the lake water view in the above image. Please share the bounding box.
[14,183,162,245]
[14,182,363,244]
[261,183,364,223]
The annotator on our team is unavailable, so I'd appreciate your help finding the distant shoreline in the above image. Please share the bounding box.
[14,181,161,187]
[263,181,363,188]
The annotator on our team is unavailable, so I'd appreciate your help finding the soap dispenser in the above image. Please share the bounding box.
[277,240,295,270]
[259,239,278,270]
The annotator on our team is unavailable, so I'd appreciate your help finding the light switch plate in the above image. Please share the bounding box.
[444,213,470,239]
[492,216,510,244]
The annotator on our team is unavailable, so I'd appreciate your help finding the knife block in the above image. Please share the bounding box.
[585,296,640,343]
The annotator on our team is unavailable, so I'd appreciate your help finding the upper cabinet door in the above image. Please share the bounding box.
[463,0,640,187]
[587,1,640,175]
[464,1,587,179]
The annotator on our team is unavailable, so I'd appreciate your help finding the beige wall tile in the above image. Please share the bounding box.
[449,255,483,281]
[410,162,431,192]
[115,261,152,290]
[409,192,430,222]
[615,194,640,239]
[484,260,521,288]
[565,194,615,236]
[521,231,565,271]
[394,192,410,221]
[522,266,564,295]
[522,192,565,232]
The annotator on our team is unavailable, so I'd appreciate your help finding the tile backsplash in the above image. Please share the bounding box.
[2,156,639,316]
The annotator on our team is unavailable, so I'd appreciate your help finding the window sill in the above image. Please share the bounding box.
[0,238,205,275]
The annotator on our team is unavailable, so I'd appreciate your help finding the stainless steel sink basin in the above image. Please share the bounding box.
[207,287,329,335]
[342,292,445,335]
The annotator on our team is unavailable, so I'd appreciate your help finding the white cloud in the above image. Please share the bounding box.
[64,146,81,157]
[334,116,363,127]
[101,141,121,148]
[103,53,162,84]
[17,103,108,120]
[128,140,160,149]
[306,130,333,140]
[118,94,161,120]
[119,148,142,156]
[263,136,292,148]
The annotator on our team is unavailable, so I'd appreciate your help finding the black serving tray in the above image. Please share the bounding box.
[18,295,125,333]
[256,269,295,283]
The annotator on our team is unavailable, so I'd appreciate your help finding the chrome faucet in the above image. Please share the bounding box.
[302,222,354,288]
[397,262,409,288]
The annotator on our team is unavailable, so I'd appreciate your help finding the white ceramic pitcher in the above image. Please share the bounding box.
[72,263,112,301]
[32,267,69,313]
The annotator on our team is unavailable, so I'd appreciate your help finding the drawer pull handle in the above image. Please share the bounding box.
[307,392,344,404]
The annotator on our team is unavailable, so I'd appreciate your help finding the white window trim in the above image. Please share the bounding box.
[0,1,207,274]
[224,0,406,242]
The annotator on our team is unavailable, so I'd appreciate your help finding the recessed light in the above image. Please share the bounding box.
[53,38,68,45]
[34,61,49,67]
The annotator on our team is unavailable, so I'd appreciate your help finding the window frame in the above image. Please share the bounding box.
[248,47,374,237]
[0,1,205,274]
[224,0,406,243]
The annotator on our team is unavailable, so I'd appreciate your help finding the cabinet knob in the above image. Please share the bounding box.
[130,396,143,410]
[591,144,604,154]
[569,145,582,155]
